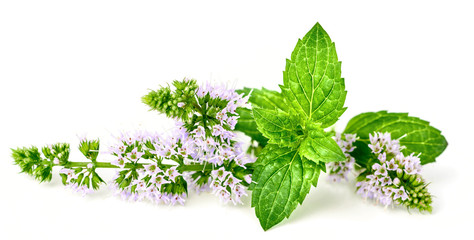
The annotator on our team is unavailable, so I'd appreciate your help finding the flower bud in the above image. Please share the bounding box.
[415,177,421,185]
[393,177,401,186]
[409,174,416,183]
[396,168,404,178]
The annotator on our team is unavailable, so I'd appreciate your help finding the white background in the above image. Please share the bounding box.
[1,0,473,239]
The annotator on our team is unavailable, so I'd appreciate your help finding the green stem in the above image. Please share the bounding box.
[57,161,222,172]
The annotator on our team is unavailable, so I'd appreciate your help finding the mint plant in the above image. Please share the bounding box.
[11,22,447,231]
[235,23,447,229]
[236,23,348,230]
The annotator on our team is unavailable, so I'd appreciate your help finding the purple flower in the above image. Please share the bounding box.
[127,147,144,161]
[151,174,171,186]
[211,167,230,181]
[165,166,181,182]
[378,152,387,163]
[369,133,379,145]
[170,193,186,205]
[386,159,398,171]
[111,156,126,168]
[368,142,382,154]
[212,125,224,137]
[372,163,388,176]
[226,116,239,130]
[394,186,409,201]
[144,163,162,175]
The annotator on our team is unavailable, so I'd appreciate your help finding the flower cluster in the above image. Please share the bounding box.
[195,82,250,129]
[59,163,103,196]
[187,82,254,204]
[327,133,357,182]
[108,131,188,205]
[208,167,249,204]
[59,139,105,195]
[355,132,432,212]
[109,81,254,205]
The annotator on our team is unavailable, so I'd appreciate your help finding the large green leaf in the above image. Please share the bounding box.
[252,108,304,148]
[281,23,346,127]
[299,123,346,163]
[344,111,448,164]
[251,145,319,231]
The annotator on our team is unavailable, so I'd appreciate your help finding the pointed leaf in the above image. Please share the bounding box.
[252,108,304,148]
[281,23,346,127]
[300,123,345,163]
[251,145,318,230]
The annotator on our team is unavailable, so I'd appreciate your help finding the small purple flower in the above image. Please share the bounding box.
[372,163,388,176]
[378,152,387,163]
[386,159,398,171]
[244,174,253,184]
[379,176,392,186]
[165,166,181,182]
[127,147,144,161]
[170,194,186,205]
[211,167,230,181]
[111,156,126,168]
[192,126,206,139]
[394,186,409,201]
[369,133,379,145]
[212,125,224,137]
[151,174,171,186]
[226,116,239,130]
[144,163,162,175]
[368,142,382,154]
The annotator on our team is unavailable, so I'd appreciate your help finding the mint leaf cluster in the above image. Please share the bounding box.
[235,23,448,230]
[243,23,348,230]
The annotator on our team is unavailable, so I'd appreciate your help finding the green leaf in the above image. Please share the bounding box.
[234,108,268,146]
[300,123,346,163]
[252,108,304,148]
[79,139,100,161]
[347,141,373,169]
[344,111,448,164]
[281,23,346,127]
[235,88,290,146]
[251,145,318,230]
[238,87,289,111]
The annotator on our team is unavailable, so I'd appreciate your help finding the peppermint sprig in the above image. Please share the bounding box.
[238,23,348,230]
[13,81,255,205]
